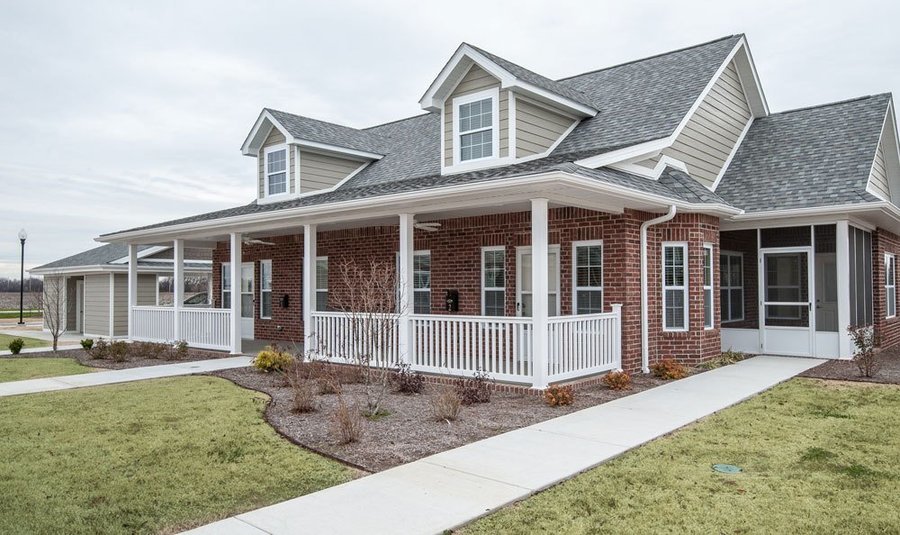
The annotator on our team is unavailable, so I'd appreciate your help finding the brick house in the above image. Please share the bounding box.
[44,34,900,388]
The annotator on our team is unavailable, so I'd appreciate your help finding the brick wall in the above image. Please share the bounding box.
[212,208,722,371]
[874,228,900,349]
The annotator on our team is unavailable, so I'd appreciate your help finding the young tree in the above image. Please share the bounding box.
[42,275,66,351]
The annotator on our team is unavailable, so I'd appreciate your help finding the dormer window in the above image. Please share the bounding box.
[453,88,499,165]
[265,145,288,196]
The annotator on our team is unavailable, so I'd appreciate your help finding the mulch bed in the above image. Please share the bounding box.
[8,347,229,370]
[800,346,900,385]
[210,366,677,473]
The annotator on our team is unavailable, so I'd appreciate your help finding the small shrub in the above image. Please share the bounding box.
[848,325,880,378]
[283,359,317,413]
[544,385,574,406]
[700,349,745,370]
[650,358,688,380]
[89,338,109,359]
[455,369,492,405]
[394,363,425,394]
[252,345,294,372]
[80,338,94,350]
[602,370,632,390]
[109,341,129,363]
[431,386,461,421]
[7,338,24,355]
[162,340,189,361]
[331,397,363,444]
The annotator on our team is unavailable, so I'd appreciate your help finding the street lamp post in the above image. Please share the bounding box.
[18,228,27,325]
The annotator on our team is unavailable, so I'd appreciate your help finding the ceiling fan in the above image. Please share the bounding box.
[414,221,441,232]
[243,237,276,246]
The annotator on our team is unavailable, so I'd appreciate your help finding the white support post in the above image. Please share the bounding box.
[230,233,242,354]
[611,303,623,370]
[173,239,184,342]
[127,244,138,340]
[303,224,317,353]
[531,198,549,389]
[836,221,852,358]
[398,213,415,365]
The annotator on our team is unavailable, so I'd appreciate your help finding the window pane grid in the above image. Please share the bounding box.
[316,258,328,312]
[574,244,603,314]
[414,252,430,314]
[482,249,505,316]
[458,97,494,161]
[266,148,287,195]
[663,244,687,330]
[260,260,272,319]
[703,245,713,328]
[720,252,744,323]
[887,254,896,318]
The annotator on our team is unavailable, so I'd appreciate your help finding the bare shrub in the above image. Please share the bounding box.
[283,359,318,413]
[394,363,425,394]
[331,397,364,444]
[848,325,880,378]
[109,341,129,363]
[430,387,461,422]
[454,369,492,405]
[602,371,632,390]
[89,338,109,359]
[543,385,574,406]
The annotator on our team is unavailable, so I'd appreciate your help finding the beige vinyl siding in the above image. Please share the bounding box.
[113,274,128,336]
[257,127,293,198]
[662,60,752,188]
[83,274,111,336]
[633,155,661,169]
[137,274,157,306]
[869,140,891,200]
[299,151,362,193]
[444,64,507,166]
[515,97,577,157]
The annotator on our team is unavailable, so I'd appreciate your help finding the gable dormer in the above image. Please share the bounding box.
[866,100,900,204]
[241,109,382,204]
[421,44,597,174]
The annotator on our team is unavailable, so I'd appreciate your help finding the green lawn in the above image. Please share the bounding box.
[464,379,900,534]
[0,357,91,382]
[0,376,352,534]
[0,332,50,350]
[0,310,41,319]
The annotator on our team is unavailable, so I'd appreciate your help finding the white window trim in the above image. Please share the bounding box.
[703,243,714,330]
[260,259,272,319]
[720,251,744,323]
[886,253,896,318]
[413,250,431,314]
[316,256,328,312]
[263,144,289,199]
[481,246,506,316]
[662,242,689,332]
[221,262,231,309]
[572,240,604,314]
[452,87,501,167]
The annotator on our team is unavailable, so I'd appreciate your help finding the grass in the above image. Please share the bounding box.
[0,357,91,382]
[0,333,50,350]
[463,379,900,534]
[0,376,352,534]
[0,310,41,319]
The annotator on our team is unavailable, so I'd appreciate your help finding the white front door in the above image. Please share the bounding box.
[760,247,814,356]
[516,246,560,317]
[240,262,255,339]
[815,253,838,332]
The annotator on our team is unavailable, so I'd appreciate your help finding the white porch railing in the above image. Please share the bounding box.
[311,311,400,366]
[547,307,622,382]
[131,306,231,352]
[409,314,533,383]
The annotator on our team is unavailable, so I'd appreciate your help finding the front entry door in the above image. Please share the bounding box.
[760,248,814,356]
[815,253,838,332]
[240,262,255,339]
[75,280,84,333]
[516,246,560,317]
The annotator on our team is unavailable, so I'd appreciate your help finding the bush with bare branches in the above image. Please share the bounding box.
[41,275,66,351]
[282,358,318,413]
[848,325,880,378]
[331,396,364,444]
[430,387,461,422]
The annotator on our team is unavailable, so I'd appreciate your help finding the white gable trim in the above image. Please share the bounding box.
[609,155,689,180]
[866,101,900,204]
[710,117,754,191]
[241,109,383,160]
[109,245,170,264]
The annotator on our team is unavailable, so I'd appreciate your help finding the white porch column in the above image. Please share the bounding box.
[836,220,852,358]
[398,213,414,364]
[173,239,184,341]
[531,198,550,389]
[303,224,317,353]
[127,244,138,340]
[230,233,242,354]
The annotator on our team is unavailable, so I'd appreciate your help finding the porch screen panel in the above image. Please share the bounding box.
[763,252,809,328]
[760,226,811,248]
[849,226,873,326]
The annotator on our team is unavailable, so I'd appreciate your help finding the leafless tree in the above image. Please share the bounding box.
[42,275,66,351]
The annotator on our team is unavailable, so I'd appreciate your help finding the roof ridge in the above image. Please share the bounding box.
[265,108,382,135]
[362,112,434,131]
[767,93,891,117]
[555,34,741,82]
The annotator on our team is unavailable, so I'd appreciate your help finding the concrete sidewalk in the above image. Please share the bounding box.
[0,356,253,397]
[184,356,821,535]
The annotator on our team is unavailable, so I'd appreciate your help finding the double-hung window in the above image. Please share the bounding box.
[720,252,744,323]
[573,241,603,314]
[413,252,431,314]
[316,257,328,312]
[260,260,273,319]
[265,145,288,196]
[663,243,688,331]
[702,244,713,329]
[455,89,498,163]
[887,253,896,318]
[221,263,232,309]
[482,247,505,316]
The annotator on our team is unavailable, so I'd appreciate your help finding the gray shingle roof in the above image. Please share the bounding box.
[716,94,891,213]
[265,108,388,154]
[33,244,143,270]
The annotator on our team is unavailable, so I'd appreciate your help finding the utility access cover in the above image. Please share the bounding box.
[712,464,742,474]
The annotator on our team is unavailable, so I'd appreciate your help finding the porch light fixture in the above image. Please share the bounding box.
[17,228,27,325]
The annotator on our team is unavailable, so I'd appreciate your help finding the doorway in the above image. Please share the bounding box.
[760,247,814,356]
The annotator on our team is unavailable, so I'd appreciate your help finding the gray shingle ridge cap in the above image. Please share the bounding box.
[361,112,434,131]
[762,93,891,118]
[554,34,742,82]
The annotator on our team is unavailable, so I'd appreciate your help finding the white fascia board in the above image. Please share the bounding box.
[109,245,170,264]
[728,201,894,222]
[291,140,383,161]
[29,264,212,276]
[609,155,689,180]
[241,110,292,156]
[733,35,770,117]
[242,110,382,160]
[574,137,672,169]
[710,117,754,191]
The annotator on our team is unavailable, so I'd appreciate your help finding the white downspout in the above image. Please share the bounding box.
[640,205,677,373]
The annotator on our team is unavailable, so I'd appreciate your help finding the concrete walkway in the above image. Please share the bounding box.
[0,356,253,397]
[184,355,821,535]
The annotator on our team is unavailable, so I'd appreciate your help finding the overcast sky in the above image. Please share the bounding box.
[1,0,898,278]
